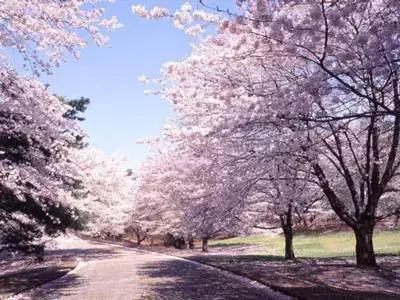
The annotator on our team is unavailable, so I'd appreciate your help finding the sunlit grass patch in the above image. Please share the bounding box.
[210,230,400,258]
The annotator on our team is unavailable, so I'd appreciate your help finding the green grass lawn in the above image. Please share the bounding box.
[210,230,400,258]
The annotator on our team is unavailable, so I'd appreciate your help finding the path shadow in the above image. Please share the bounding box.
[0,247,117,298]
[26,272,82,300]
[184,254,400,300]
[0,265,75,297]
[136,256,280,300]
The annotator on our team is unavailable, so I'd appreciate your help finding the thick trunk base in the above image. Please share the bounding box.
[188,238,195,249]
[354,227,377,267]
[283,229,295,260]
[280,203,295,260]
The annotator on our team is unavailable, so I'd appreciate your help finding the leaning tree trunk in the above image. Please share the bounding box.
[353,223,376,267]
[201,237,209,252]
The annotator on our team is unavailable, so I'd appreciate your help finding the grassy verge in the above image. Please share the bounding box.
[210,230,400,257]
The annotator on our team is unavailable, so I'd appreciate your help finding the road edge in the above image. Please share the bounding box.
[5,261,86,300]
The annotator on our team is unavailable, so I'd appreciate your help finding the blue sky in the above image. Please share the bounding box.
[20,1,235,169]
[40,0,205,169]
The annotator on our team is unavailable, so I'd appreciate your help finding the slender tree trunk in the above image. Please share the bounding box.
[201,237,209,252]
[354,225,376,267]
[280,203,295,260]
[136,233,142,245]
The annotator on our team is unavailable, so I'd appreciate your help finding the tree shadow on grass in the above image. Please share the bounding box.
[194,254,286,263]
[183,254,400,300]
[209,242,254,248]
[136,256,281,300]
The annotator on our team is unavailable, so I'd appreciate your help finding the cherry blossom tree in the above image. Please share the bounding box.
[132,136,248,252]
[133,3,320,254]
[168,151,247,252]
[244,159,323,260]
[134,0,400,266]
[131,2,220,37]
[68,148,136,238]
[131,149,183,243]
[1,0,121,74]
[221,0,400,267]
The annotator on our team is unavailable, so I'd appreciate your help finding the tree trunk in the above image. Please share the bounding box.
[354,225,376,267]
[188,237,195,249]
[283,225,295,260]
[393,215,399,229]
[136,232,147,246]
[312,162,378,267]
[201,238,209,252]
[136,233,142,245]
[280,203,295,260]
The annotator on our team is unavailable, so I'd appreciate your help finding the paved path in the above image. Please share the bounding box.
[13,239,290,300]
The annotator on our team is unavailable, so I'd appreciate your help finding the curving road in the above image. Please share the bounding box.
[13,239,290,300]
